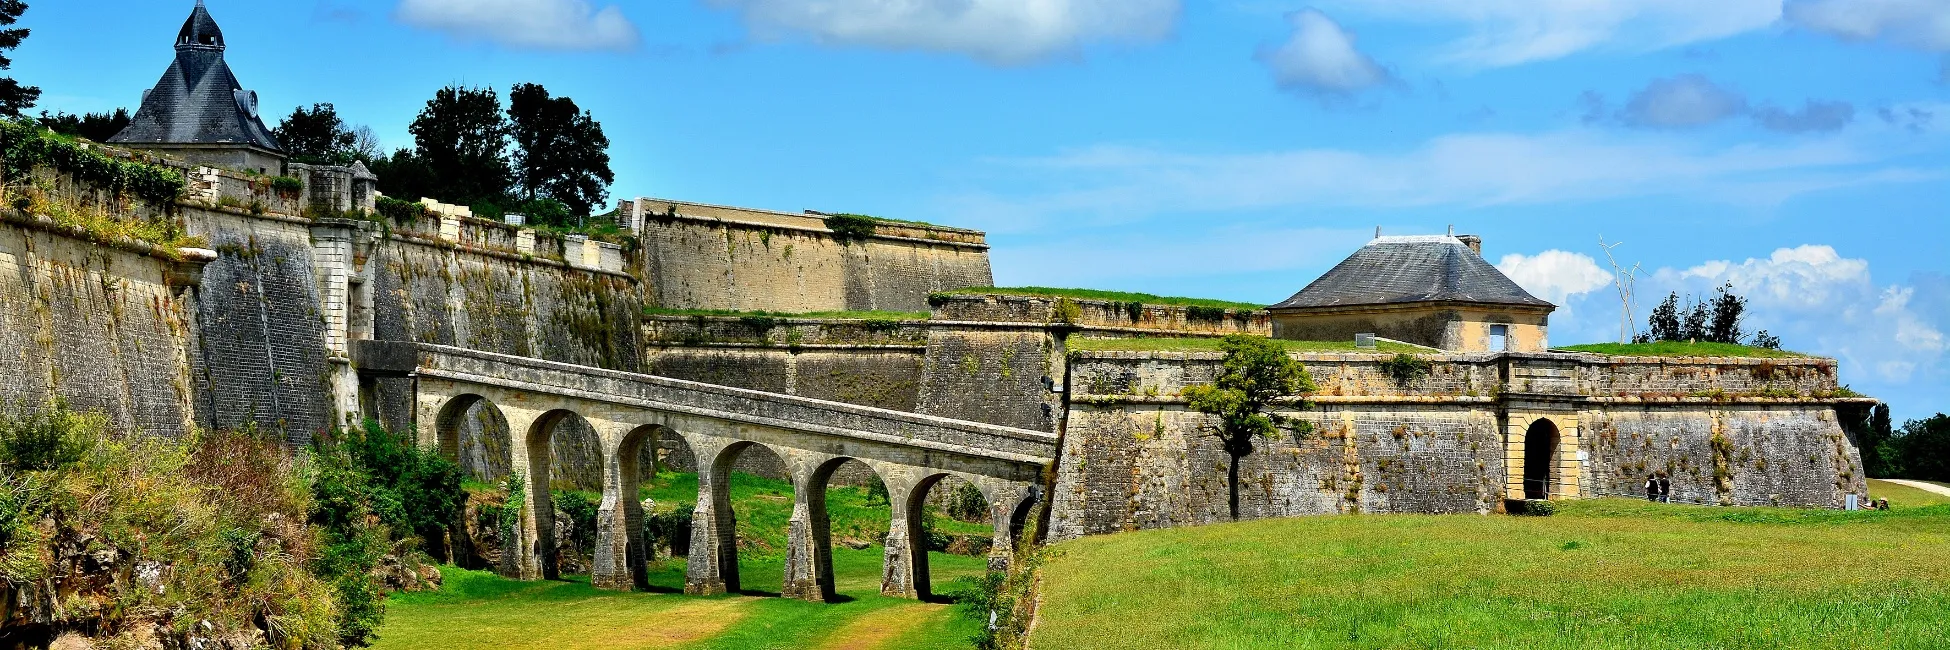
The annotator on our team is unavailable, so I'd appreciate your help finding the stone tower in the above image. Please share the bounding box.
[109,1,285,174]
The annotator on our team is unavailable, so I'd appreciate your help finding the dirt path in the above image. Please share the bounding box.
[1883,479,1950,498]
[814,603,948,650]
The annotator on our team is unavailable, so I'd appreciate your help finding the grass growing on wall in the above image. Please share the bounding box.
[1558,341,1814,359]
[643,306,931,321]
[1067,336,1423,354]
[940,287,1266,311]
[1032,498,1950,649]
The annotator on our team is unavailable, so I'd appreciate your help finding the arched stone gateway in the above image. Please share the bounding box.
[1523,419,1560,500]
[358,340,1056,601]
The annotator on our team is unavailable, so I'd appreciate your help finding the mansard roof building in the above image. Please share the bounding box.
[109,1,284,174]
[1268,233,1556,353]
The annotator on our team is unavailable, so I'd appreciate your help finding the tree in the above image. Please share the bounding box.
[1680,298,1710,342]
[273,103,357,165]
[349,125,382,162]
[1648,293,1682,342]
[1183,335,1316,520]
[1707,282,1746,344]
[39,108,129,142]
[507,83,613,221]
[1599,237,1643,343]
[0,1,38,117]
[368,147,436,202]
[408,85,512,208]
[1858,403,1894,478]
[1886,414,1950,482]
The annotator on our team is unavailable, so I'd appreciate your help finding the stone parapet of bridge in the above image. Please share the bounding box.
[353,340,1055,601]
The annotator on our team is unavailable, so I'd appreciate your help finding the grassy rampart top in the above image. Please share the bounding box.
[643,306,931,321]
[1068,336,1422,354]
[936,286,1266,311]
[1558,341,1817,359]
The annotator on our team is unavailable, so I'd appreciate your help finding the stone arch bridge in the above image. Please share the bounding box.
[353,340,1056,602]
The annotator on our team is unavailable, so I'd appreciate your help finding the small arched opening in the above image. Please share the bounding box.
[705,441,793,596]
[1523,418,1561,501]
[432,394,513,484]
[906,474,994,602]
[521,409,597,580]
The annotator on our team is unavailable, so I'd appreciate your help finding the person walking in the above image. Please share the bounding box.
[1657,473,1672,503]
[1645,474,1658,501]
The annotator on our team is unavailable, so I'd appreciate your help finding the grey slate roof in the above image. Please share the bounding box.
[1269,236,1554,310]
[107,2,281,153]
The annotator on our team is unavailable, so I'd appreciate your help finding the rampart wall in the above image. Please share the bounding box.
[0,215,207,437]
[1049,351,1869,541]
[630,199,992,313]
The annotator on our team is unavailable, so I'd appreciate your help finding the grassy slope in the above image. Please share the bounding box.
[941,287,1265,311]
[1069,337,1424,354]
[1034,499,1950,649]
[1557,341,1812,358]
[376,472,990,650]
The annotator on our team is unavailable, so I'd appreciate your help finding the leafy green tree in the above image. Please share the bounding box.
[1184,335,1316,520]
[1888,414,1950,482]
[1648,293,1682,342]
[1708,282,1747,344]
[508,83,613,221]
[408,85,512,207]
[273,103,357,165]
[1681,298,1710,342]
[39,108,129,142]
[0,1,38,118]
[368,147,436,202]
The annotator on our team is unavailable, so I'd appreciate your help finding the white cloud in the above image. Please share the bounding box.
[1619,74,1748,128]
[396,0,639,51]
[1497,250,1613,306]
[707,0,1180,65]
[1256,10,1393,97]
[1784,0,1950,51]
[1649,245,1947,382]
[1315,0,1781,67]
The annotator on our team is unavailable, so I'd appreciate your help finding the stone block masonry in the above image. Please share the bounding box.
[1049,350,1870,541]
[0,218,209,437]
[631,199,992,314]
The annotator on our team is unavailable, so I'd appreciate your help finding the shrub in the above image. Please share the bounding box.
[1521,499,1557,516]
[947,481,989,523]
[1051,297,1082,326]
[0,402,100,472]
[0,119,185,205]
[554,490,599,556]
[646,506,694,558]
[1380,353,1433,387]
[271,175,304,195]
[376,195,429,223]
[1186,306,1228,322]
[312,419,465,556]
[823,213,877,245]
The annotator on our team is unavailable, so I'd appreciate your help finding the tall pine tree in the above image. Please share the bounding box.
[0,0,40,117]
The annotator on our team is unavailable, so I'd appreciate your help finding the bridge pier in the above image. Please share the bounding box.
[500,406,557,582]
[592,420,651,592]
[879,471,924,599]
[984,481,1034,573]
[782,457,823,601]
[684,438,737,595]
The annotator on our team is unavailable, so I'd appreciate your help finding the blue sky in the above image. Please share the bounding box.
[17,1,1947,420]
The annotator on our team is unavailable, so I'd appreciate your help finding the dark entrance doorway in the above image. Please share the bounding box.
[1523,419,1559,500]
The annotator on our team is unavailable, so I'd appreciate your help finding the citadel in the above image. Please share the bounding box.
[0,3,1875,602]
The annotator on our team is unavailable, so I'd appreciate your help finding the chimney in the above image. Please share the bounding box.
[1457,234,1483,256]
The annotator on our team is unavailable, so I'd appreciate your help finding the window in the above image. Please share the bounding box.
[1490,324,1509,352]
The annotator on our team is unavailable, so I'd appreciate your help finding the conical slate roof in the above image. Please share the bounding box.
[108,2,281,153]
[1270,236,1553,310]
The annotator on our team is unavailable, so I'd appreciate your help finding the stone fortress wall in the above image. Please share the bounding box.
[1050,350,1868,541]
[6,140,1876,545]
[622,198,993,314]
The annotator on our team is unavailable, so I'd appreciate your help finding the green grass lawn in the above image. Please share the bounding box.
[1869,478,1950,507]
[1068,336,1425,354]
[374,471,994,649]
[1034,498,1950,649]
[938,287,1265,311]
[1557,341,1813,358]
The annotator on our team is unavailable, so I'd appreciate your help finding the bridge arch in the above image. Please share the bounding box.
[698,440,793,595]
[515,408,597,581]
[431,394,514,482]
